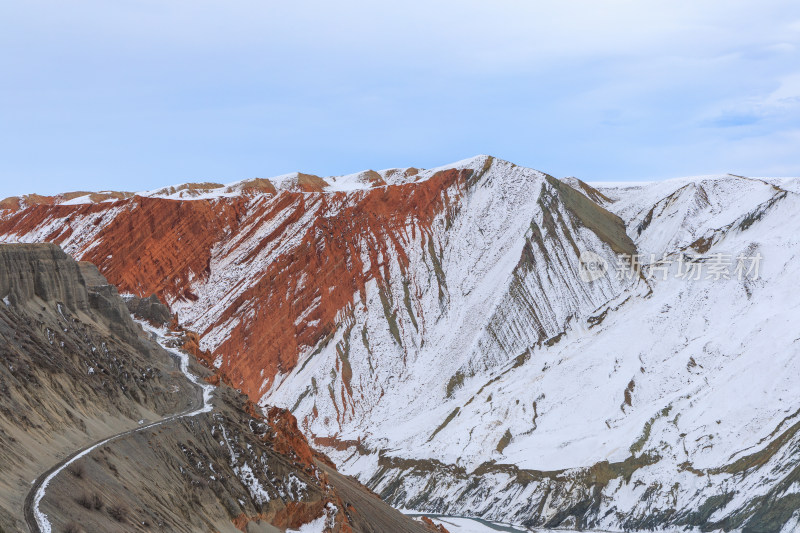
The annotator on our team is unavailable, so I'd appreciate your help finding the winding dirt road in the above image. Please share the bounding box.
[23,328,214,533]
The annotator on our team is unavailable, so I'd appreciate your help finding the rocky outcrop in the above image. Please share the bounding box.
[123,293,172,326]
[0,243,91,311]
[420,516,451,533]
[0,191,133,212]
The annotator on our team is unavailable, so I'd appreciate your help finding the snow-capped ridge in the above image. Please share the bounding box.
[0,155,542,208]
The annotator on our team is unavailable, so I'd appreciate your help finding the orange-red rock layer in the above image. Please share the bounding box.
[0,169,470,403]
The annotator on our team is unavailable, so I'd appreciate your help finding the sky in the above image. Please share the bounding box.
[1,1,799,197]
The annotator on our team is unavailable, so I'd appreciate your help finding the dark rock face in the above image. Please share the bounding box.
[0,243,91,311]
[0,243,145,344]
[0,244,432,533]
[0,244,191,531]
[123,293,172,326]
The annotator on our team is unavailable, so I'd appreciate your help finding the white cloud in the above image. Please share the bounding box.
[0,0,798,193]
[764,73,800,108]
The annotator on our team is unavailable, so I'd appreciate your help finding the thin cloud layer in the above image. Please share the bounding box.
[0,0,798,195]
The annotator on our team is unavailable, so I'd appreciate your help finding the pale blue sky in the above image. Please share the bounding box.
[1,1,799,197]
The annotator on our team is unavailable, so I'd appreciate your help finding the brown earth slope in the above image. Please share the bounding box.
[0,243,433,533]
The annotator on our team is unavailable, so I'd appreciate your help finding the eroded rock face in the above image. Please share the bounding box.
[123,293,172,326]
[0,244,191,531]
[0,243,91,311]
[0,244,432,533]
[0,167,474,401]
[0,157,634,452]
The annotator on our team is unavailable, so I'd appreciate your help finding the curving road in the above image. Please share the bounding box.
[23,327,214,533]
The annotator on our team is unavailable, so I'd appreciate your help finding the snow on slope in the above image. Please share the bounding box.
[266,157,637,473]
[1,157,800,531]
[268,168,800,531]
[138,166,423,199]
[341,174,800,531]
[595,175,782,257]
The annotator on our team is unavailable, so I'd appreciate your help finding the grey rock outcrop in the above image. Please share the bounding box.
[123,293,172,326]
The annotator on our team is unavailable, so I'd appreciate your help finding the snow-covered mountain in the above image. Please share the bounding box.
[2,156,799,531]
